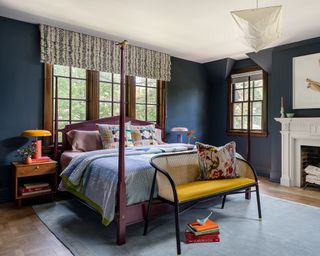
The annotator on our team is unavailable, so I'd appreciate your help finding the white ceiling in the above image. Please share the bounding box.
[1,0,320,63]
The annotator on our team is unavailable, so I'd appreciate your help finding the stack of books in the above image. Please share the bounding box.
[19,182,51,196]
[185,219,220,243]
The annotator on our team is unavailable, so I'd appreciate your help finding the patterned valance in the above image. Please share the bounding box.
[40,24,171,81]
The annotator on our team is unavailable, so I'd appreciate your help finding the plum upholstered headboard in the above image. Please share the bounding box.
[59,116,163,153]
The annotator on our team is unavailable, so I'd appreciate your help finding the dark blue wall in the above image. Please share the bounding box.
[0,17,43,202]
[204,38,320,181]
[166,57,209,143]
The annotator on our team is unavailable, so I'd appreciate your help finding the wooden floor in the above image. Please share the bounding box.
[0,177,319,256]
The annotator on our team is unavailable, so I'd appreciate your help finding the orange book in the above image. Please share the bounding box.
[189,219,219,232]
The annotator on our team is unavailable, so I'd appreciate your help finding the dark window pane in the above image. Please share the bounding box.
[113,84,120,102]
[99,83,112,101]
[72,79,86,99]
[147,88,157,104]
[254,87,263,100]
[136,104,146,120]
[54,65,70,76]
[252,102,262,115]
[99,102,112,118]
[147,79,157,87]
[252,116,262,130]
[71,101,86,120]
[58,100,69,120]
[136,87,146,103]
[233,116,242,129]
[57,78,70,98]
[136,76,146,86]
[100,72,112,82]
[233,103,242,115]
[71,67,86,79]
[147,105,157,121]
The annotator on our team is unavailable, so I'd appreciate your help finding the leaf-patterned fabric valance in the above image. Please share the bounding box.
[40,24,171,81]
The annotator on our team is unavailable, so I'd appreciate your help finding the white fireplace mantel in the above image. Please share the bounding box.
[275,117,320,187]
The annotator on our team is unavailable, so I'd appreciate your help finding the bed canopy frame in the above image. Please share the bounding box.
[117,40,128,244]
[53,40,170,245]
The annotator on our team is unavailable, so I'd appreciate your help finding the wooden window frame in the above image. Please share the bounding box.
[227,66,268,137]
[43,64,166,146]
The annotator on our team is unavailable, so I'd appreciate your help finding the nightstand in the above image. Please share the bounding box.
[12,160,57,208]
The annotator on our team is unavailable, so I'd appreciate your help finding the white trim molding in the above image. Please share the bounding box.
[275,117,320,187]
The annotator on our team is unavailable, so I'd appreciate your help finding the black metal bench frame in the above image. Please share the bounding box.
[143,151,262,255]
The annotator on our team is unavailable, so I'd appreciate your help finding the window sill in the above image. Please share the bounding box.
[227,130,268,137]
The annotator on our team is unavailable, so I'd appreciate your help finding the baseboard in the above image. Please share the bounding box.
[270,170,281,183]
[256,169,270,177]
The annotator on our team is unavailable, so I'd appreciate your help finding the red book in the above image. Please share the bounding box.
[185,230,220,243]
[185,231,220,240]
[20,186,50,193]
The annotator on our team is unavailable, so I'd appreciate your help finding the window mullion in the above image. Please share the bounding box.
[69,67,72,125]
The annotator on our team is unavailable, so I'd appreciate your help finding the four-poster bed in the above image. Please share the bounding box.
[55,41,161,244]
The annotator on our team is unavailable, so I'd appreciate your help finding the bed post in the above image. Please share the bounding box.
[117,40,128,245]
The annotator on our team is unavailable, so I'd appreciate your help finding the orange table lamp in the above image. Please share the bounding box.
[21,130,52,162]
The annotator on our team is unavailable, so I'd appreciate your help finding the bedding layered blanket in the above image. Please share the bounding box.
[60,144,195,225]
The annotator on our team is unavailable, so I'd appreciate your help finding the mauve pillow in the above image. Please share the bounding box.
[66,130,103,152]
[155,128,165,144]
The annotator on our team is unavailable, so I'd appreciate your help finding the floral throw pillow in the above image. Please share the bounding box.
[196,141,238,180]
[131,124,158,146]
[96,123,133,149]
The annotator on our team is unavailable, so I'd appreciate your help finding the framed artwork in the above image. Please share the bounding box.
[293,53,320,109]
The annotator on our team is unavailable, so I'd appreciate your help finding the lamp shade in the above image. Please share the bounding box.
[21,130,52,137]
[231,5,282,52]
[171,127,188,132]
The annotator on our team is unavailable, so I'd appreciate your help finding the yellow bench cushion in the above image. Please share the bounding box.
[176,178,255,202]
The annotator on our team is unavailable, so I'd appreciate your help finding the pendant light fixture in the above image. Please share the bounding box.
[231,0,282,52]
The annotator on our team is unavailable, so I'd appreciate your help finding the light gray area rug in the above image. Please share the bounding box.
[33,194,320,256]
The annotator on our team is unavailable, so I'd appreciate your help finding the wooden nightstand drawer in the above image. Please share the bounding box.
[16,164,55,177]
[13,161,57,177]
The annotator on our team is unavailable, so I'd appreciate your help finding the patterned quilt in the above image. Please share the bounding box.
[60,143,195,225]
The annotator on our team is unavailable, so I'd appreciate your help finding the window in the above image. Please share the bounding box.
[227,67,267,136]
[52,65,87,141]
[135,77,158,122]
[99,72,121,118]
[44,64,166,144]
